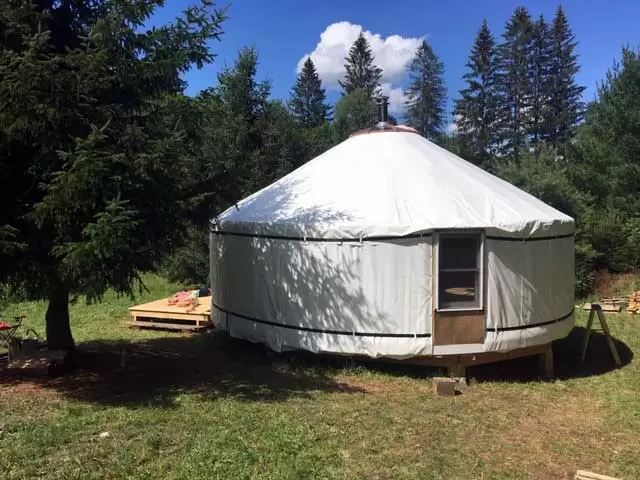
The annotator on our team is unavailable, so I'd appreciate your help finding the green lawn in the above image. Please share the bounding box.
[1,277,639,480]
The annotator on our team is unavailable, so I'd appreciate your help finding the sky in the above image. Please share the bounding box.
[151,0,640,123]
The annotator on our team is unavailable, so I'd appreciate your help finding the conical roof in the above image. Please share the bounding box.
[214,130,574,239]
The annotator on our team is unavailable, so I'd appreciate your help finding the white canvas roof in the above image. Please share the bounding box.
[215,130,574,239]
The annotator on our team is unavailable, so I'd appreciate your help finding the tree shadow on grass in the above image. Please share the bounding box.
[0,330,364,408]
[0,326,632,405]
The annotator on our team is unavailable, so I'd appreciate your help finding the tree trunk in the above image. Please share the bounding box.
[45,283,75,351]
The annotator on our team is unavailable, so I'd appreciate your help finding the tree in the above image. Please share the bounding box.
[496,6,534,160]
[167,52,311,285]
[546,6,585,154]
[454,20,499,168]
[571,48,640,217]
[289,57,331,128]
[214,47,271,196]
[554,48,640,289]
[405,40,447,141]
[339,32,383,98]
[528,15,553,150]
[333,88,378,141]
[0,1,226,350]
[256,100,311,187]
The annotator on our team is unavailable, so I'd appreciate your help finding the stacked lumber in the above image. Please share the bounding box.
[627,290,640,313]
[581,296,624,313]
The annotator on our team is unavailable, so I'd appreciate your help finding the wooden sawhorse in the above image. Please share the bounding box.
[581,304,621,367]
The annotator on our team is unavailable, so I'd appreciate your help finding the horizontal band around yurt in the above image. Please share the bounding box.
[213,303,432,338]
[488,309,574,332]
[211,229,574,243]
[210,230,432,242]
[213,304,574,337]
[485,233,574,242]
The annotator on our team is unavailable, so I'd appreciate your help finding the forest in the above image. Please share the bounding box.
[1,1,640,348]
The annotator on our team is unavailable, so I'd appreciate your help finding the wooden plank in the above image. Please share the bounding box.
[131,310,210,322]
[377,343,551,370]
[575,470,621,480]
[581,303,620,313]
[127,320,210,331]
[460,343,550,366]
[128,295,212,332]
[581,308,596,362]
[595,308,622,367]
[598,304,622,313]
[433,310,485,346]
[129,297,211,316]
[537,343,554,378]
[4,357,52,375]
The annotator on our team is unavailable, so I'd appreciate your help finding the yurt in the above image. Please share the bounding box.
[209,101,575,365]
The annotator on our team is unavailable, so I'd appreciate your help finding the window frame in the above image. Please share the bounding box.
[435,230,485,312]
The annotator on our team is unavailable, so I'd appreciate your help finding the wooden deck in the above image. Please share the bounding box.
[128,296,212,331]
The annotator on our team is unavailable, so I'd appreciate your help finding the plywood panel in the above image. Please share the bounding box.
[129,297,210,317]
[433,310,485,346]
[128,296,212,330]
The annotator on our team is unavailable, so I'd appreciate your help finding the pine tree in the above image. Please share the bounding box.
[547,6,585,154]
[215,47,271,196]
[289,57,331,128]
[454,20,499,168]
[0,0,226,350]
[496,7,534,160]
[339,32,383,98]
[528,15,553,150]
[404,40,447,141]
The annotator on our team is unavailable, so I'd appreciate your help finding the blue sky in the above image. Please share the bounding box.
[153,0,639,122]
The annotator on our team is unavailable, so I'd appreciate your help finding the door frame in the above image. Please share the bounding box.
[431,229,487,354]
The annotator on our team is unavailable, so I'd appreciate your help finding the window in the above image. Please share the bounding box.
[437,233,483,310]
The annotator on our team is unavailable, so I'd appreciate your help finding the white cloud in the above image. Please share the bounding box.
[446,114,462,134]
[380,83,407,115]
[297,22,422,89]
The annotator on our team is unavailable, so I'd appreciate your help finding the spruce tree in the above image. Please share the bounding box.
[0,0,225,350]
[339,32,383,98]
[454,20,499,168]
[289,57,331,128]
[547,6,585,154]
[528,15,553,150]
[215,48,271,196]
[496,7,534,161]
[404,40,447,141]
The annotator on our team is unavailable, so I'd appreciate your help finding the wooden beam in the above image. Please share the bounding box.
[575,470,621,480]
[127,321,210,332]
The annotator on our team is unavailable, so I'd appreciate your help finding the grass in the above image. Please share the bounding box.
[1,275,639,479]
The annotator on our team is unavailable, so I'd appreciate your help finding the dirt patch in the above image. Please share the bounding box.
[476,390,616,479]
[337,375,431,396]
[0,378,60,403]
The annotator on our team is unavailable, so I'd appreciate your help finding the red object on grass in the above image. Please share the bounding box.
[0,321,13,329]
